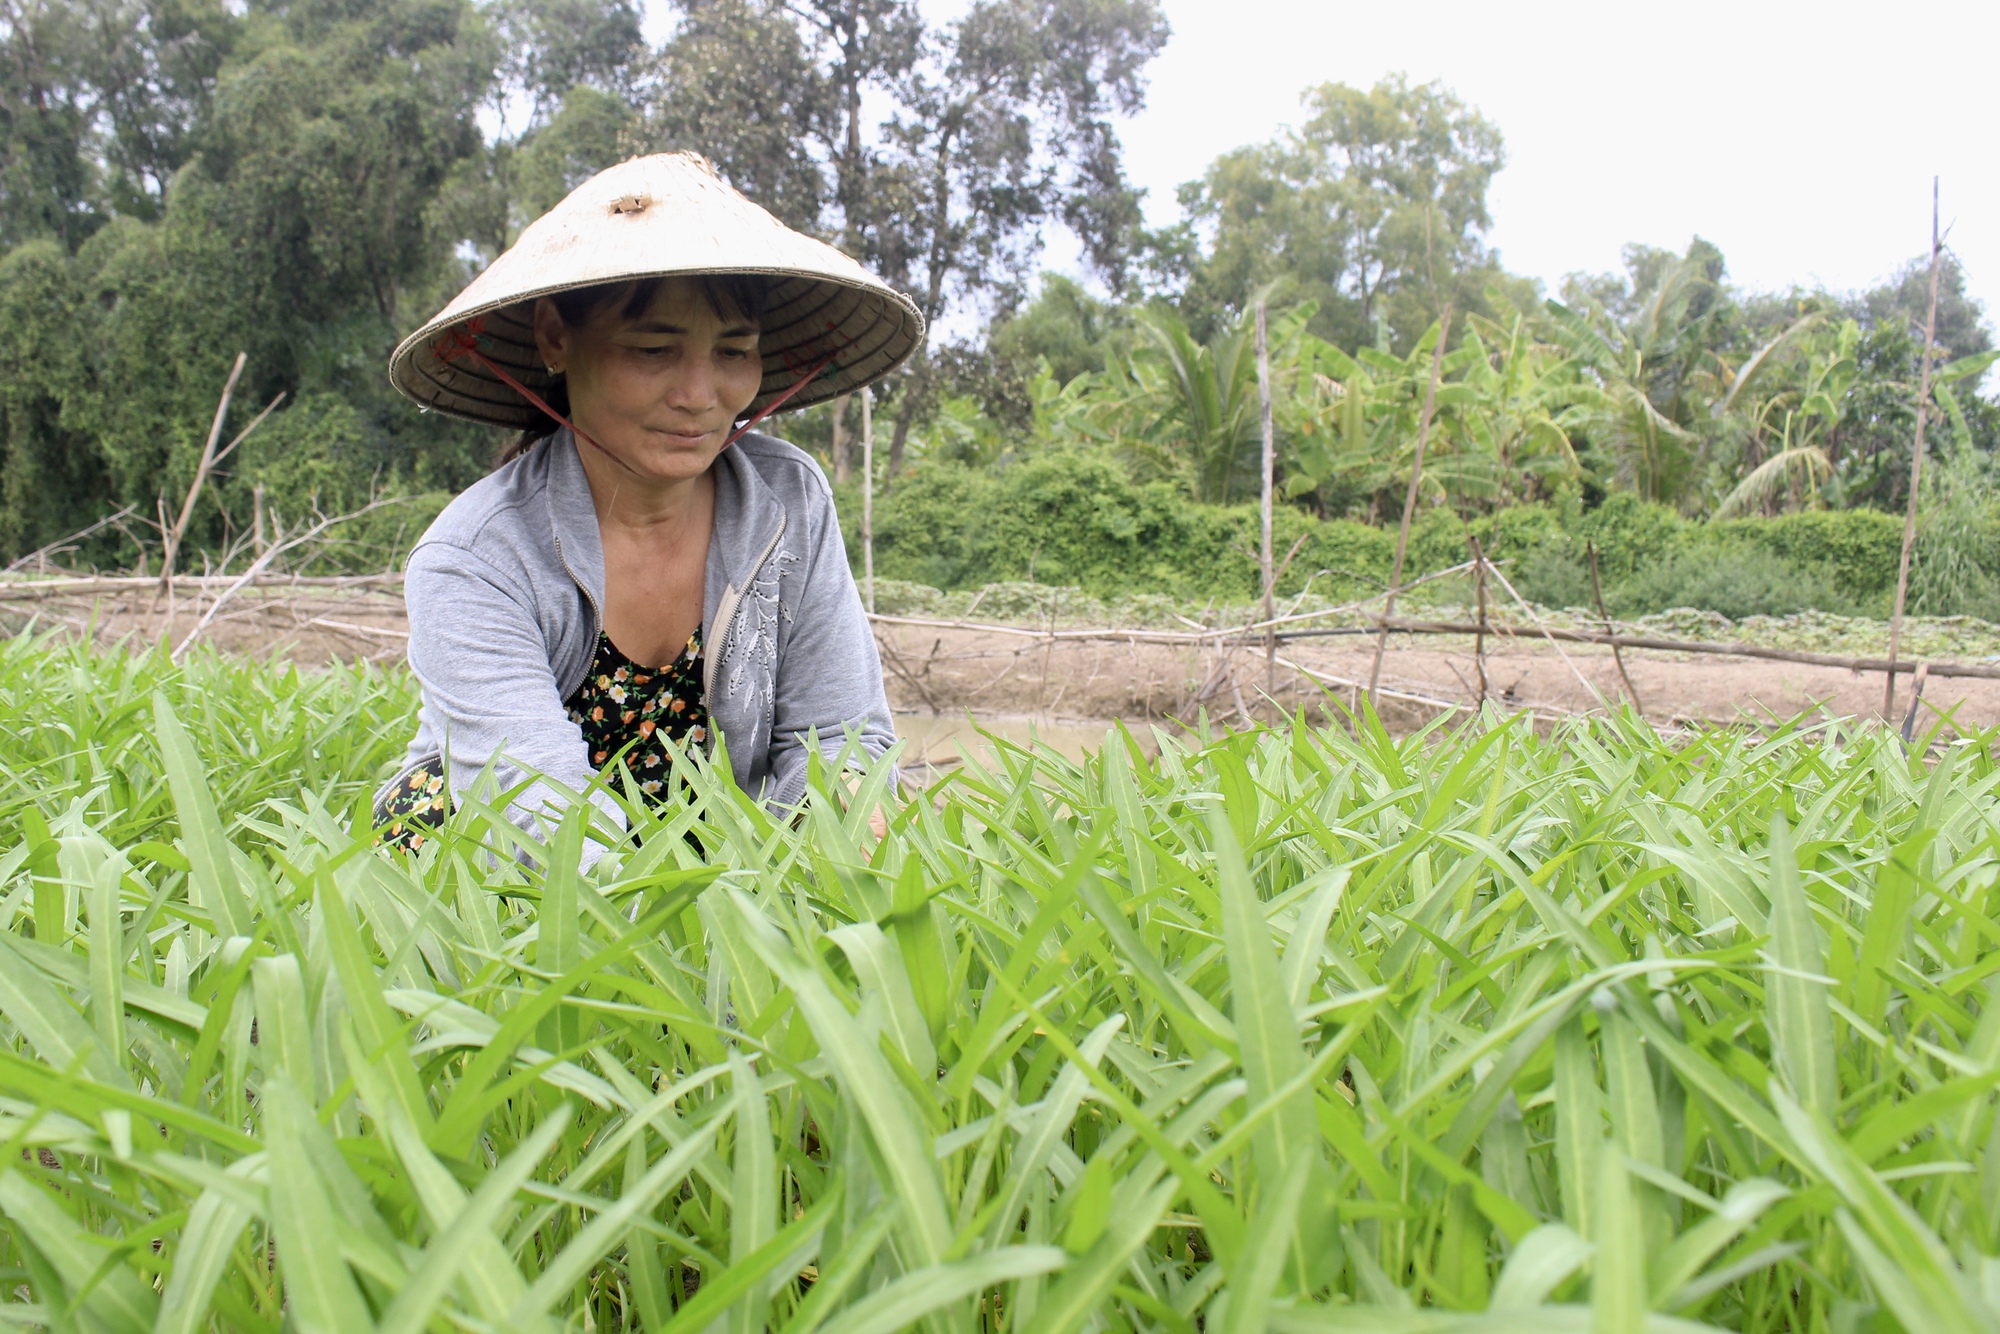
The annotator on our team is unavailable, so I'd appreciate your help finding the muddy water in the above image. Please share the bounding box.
[891,712,1161,772]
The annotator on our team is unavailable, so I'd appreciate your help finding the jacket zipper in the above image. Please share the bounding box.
[704,516,787,705]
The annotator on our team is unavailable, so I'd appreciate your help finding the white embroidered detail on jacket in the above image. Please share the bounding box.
[719,550,798,717]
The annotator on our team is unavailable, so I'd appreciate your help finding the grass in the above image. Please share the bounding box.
[1,630,1998,1331]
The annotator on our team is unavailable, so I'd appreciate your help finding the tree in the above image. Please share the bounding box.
[646,0,832,232]
[1545,240,1744,506]
[866,0,1167,473]
[494,0,642,123]
[0,0,501,561]
[1854,252,1991,367]
[993,274,1120,383]
[782,0,923,261]
[0,238,110,553]
[83,0,236,213]
[1176,74,1514,353]
[646,0,1166,478]
[0,0,106,249]
[511,84,637,220]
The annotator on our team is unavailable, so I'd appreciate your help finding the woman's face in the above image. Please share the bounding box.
[533,277,763,486]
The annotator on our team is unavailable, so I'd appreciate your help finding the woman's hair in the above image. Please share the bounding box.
[496,273,770,468]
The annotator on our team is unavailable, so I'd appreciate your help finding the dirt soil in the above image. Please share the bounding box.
[2,586,412,664]
[17,590,1994,737]
[870,624,2000,736]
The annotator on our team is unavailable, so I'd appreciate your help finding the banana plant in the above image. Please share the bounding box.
[1279,317,1488,513]
[1098,289,1316,503]
[1543,255,1743,505]
[1932,348,2000,457]
[1712,319,1857,518]
[1453,312,1586,504]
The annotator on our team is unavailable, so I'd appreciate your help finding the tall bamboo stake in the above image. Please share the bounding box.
[1369,304,1452,705]
[1884,178,1943,719]
[1255,302,1277,693]
[1467,535,1488,705]
[861,388,875,614]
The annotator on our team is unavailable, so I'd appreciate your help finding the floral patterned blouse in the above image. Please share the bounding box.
[565,629,710,798]
[375,629,708,850]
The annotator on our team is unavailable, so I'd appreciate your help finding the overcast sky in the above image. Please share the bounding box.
[1110,0,1998,314]
[636,0,1997,317]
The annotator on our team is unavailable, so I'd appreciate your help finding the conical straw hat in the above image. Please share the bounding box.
[389,152,925,429]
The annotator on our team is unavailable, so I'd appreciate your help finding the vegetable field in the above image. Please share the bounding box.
[3,634,2000,1333]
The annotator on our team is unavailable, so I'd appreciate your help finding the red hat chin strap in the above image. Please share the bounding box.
[725,350,839,446]
[435,323,838,467]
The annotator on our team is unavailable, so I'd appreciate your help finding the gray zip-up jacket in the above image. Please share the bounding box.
[387,428,893,848]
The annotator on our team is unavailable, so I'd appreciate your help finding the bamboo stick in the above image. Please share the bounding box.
[1900,662,1931,743]
[831,393,852,484]
[865,612,2000,682]
[0,573,408,599]
[1255,302,1277,693]
[1885,178,1944,718]
[1467,535,1487,705]
[1336,617,2000,681]
[862,389,875,615]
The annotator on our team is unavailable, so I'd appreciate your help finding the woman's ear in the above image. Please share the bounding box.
[531,297,570,374]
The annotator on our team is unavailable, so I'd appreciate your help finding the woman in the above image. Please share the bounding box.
[375,152,922,858]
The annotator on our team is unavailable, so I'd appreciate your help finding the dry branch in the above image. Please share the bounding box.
[161,353,247,587]
[1587,541,1641,707]
[1355,617,2000,681]
[3,504,141,575]
[170,496,418,658]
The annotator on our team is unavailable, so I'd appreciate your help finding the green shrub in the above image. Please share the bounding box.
[1710,507,1906,600]
[1608,541,1856,619]
[846,449,1985,617]
[1907,448,2000,619]
[1510,545,1598,610]
[856,452,1395,601]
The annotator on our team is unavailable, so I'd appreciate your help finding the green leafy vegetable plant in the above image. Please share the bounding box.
[1,633,1998,1331]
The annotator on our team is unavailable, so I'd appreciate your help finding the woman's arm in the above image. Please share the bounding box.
[763,493,895,811]
[404,542,624,856]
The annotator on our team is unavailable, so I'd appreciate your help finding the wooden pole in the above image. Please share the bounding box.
[1589,540,1641,708]
[1368,304,1453,705]
[1885,178,1943,718]
[1255,302,1277,694]
[1900,662,1930,744]
[861,388,875,614]
[1468,535,1488,706]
